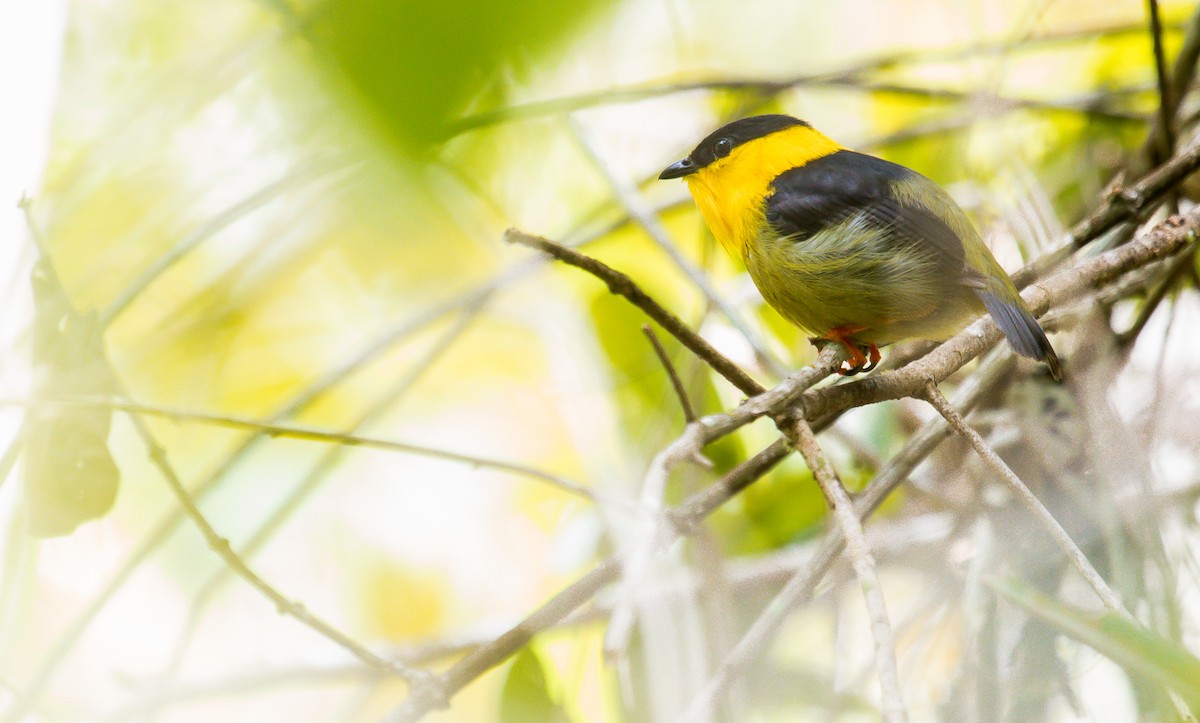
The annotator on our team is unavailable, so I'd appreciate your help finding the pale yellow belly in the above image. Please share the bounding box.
[743,221,983,346]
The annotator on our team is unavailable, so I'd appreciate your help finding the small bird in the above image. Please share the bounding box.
[660,114,1062,379]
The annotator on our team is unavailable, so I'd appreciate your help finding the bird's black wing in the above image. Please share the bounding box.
[764,150,972,282]
[766,151,1060,374]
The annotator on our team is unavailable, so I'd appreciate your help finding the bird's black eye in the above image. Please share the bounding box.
[713,137,734,158]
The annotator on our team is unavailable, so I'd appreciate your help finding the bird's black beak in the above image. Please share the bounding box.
[659,158,696,180]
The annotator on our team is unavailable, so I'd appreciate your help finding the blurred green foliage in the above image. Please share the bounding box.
[500,646,571,723]
[24,260,119,537]
[995,577,1200,712]
[308,0,614,150]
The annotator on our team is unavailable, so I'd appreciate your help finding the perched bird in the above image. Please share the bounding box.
[660,114,1061,379]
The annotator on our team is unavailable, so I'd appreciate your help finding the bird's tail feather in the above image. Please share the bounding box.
[979,291,1063,381]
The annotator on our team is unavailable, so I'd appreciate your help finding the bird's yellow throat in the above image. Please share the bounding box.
[685,124,843,259]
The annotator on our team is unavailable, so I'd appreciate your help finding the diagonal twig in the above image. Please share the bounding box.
[504,228,766,396]
[1138,5,1200,170]
[643,324,697,423]
[389,439,795,723]
[157,299,492,682]
[124,405,434,686]
[921,382,1127,615]
[788,418,908,723]
[1147,0,1179,214]
[4,212,436,723]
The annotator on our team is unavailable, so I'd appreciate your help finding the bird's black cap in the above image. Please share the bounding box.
[660,115,809,179]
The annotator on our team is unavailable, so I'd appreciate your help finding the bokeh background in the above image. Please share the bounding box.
[3,0,1200,721]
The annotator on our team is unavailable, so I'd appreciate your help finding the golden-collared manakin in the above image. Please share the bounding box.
[660,114,1062,380]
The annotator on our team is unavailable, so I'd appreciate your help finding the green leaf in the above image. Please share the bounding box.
[500,646,570,723]
[993,576,1200,712]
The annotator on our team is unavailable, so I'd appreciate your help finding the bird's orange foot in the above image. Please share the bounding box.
[816,326,880,376]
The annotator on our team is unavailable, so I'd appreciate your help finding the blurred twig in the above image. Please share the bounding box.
[1138,6,1200,170]
[788,418,908,723]
[126,405,433,686]
[0,426,27,497]
[158,299,489,684]
[16,395,611,505]
[1147,0,1178,206]
[921,383,1126,614]
[453,79,1143,136]
[98,164,326,327]
[643,325,697,423]
[448,19,1178,136]
[98,663,386,723]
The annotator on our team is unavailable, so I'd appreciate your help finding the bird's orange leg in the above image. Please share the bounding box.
[819,325,879,376]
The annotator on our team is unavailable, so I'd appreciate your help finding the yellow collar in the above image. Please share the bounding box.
[685,125,843,258]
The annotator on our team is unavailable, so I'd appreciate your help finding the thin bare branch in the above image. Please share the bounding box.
[643,324,697,423]
[448,18,1174,136]
[504,228,766,396]
[125,405,433,685]
[921,382,1126,615]
[159,300,489,680]
[1147,0,1179,213]
[13,395,609,505]
[788,418,908,723]
[1138,6,1200,169]
[387,559,620,723]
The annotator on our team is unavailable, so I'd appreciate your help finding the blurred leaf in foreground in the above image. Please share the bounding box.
[24,259,119,537]
[307,0,614,151]
[500,646,570,723]
[993,576,1200,712]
